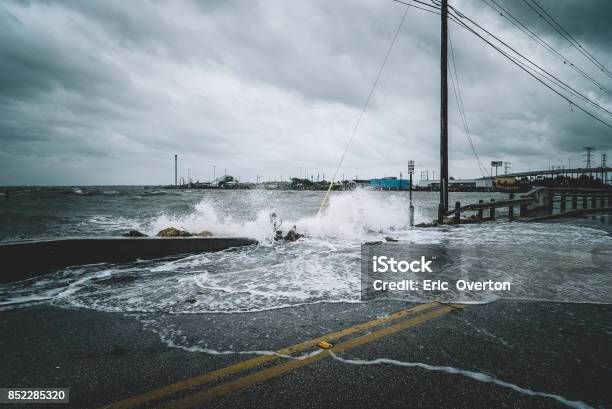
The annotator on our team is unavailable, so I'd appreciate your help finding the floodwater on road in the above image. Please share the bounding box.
[1,187,610,315]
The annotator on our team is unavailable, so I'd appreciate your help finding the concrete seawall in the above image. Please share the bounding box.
[0,237,257,283]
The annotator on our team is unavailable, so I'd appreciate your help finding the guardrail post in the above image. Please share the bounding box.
[489,198,495,220]
[547,190,554,215]
[520,200,528,217]
[582,194,588,209]
[478,200,484,220]
[454,201,460,224]
[600,194,605,208]
[560,194,566,213]
[508,193,514,221]
[591,195,597,208]
[572,194,577,210]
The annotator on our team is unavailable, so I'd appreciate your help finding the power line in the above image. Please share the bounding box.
[446,7,612,129]
[479,0,610,95]
[521,0,612,80]
[448,31,489,177]
[447,4,612,119]
[318,3,411,214]
[394,0,612,157]
[393,0,440,16]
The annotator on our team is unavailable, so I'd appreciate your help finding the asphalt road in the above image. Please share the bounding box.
[0,300,610,409]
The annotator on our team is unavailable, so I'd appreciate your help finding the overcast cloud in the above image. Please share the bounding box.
[0,0,610,185]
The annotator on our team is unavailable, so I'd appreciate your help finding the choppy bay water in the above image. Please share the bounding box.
[1,187,611,313]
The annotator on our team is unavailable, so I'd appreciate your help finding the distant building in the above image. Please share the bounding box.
[211,175,235,187]
[369,177,409,190]
[418,178,493,190]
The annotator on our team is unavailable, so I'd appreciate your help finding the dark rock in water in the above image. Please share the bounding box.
[185,298,197,304]
[274,226,306,242]
[123,230,147,237]
[283,225,305,241]
[365,241,383,245]
[384,236,399,242]
[157,227,193,237]
[415,222,438,228]
[284,230,298,241]
[195,230,213,237]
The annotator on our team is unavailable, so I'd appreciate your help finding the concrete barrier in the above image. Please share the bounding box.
[0,237,257,283]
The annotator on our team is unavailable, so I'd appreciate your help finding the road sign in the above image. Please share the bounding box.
[491,161,503,167]
[408,160,415,175]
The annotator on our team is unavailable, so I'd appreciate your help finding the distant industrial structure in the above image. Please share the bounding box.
[416,165,610,192]
[165,151,609,192]
[418,178,492,191]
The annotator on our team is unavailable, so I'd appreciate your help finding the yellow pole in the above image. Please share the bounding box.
[317,177,336,216]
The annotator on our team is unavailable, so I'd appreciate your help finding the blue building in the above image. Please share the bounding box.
[369,177,409,190]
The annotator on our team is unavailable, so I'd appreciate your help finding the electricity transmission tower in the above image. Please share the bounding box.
[584,147,596,168]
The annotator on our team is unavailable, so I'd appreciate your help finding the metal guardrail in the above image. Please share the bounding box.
[441,187,612,224]
[444,197,531,215]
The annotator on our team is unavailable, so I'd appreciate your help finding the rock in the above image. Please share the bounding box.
[122,230,147,237]
[384,236,399,242]
[415,222,438,228]
[283,225,306,241]
[275,226,306,241]
[156,227,193,237]
[284,230,298,241]
[195,230,213,237]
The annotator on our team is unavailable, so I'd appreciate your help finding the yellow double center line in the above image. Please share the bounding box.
[103,301,461,409]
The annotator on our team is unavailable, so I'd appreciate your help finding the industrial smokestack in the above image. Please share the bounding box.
[174,154,178,186]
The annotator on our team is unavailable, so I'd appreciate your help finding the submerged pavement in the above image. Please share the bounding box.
[0,299,610,408]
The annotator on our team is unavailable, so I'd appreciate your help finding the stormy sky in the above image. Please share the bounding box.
[0,0,610,185]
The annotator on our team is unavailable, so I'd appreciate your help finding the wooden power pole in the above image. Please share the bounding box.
[438,0,449,223]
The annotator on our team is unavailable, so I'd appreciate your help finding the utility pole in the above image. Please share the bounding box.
[602,153,608,184]
[174,154,178,186]
[438,0,449,224]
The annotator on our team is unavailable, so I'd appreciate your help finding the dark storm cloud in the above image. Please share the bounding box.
[494,0,612,51]
[0,0,610,185]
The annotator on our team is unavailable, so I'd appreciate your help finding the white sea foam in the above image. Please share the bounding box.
[143,189,425,242]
